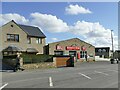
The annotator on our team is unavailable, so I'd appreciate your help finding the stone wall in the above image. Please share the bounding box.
[77,58,95,62]
[23,62,56,70]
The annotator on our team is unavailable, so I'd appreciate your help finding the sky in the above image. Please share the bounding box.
[0,2,118,50]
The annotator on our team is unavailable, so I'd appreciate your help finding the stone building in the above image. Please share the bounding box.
[0,20,46,59]
[45,38,95,61]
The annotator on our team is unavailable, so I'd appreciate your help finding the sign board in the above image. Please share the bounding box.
[66,46,80,50]
[56,45,63,50]
[81,46,86,51]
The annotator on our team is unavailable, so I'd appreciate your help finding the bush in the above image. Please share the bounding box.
[21,53,53,64]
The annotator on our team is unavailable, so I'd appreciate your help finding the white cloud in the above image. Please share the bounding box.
[30,12,69,33]
[70,21,111,38]
[51,38,58,42]
[0,13,118,50]
[69,20,118,50]
[85,33,118,51]
[0,13,29,26]
[65,4,92,15]
[113,35,118,51]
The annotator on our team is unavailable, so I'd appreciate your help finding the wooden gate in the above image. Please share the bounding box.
[53,55,74,67]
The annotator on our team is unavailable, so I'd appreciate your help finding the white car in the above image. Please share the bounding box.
[110,58,119,64]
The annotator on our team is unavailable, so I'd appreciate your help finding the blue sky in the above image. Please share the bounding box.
[1,2,118,50]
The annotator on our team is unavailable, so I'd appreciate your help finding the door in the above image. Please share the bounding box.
[69,51,76,57]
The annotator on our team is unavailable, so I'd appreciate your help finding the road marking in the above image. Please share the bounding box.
[0,83,8,89]
[49,77,53,87]
[94,71,109,76]
[78,73,91,80]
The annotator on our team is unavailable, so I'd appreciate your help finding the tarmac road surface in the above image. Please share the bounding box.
[1,61,118,89]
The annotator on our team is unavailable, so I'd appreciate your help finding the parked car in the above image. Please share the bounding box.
[110,58,119,64]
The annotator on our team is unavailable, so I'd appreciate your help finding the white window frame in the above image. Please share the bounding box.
[36,38,42,44]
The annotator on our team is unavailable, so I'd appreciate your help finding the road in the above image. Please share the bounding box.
[1,61,118,89]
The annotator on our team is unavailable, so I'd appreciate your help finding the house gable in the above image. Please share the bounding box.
[1,20,46,38]
[1,20,46,54]
[1,20,27,44]
[1,20,27,36]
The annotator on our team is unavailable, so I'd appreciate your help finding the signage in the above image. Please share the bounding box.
[98,49,102,52]
[81,46,86,51]
[66,46,80,50]
[98,49,106,52]
[77,52,80,59]
[56,45,63,50]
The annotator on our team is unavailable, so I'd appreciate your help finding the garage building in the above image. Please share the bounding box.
[95,47,110,58]
[45,38,95,61]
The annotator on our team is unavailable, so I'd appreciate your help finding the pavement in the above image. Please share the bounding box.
[1,61,118,89]
[95,56,110,61]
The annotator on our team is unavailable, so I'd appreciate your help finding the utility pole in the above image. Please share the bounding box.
[111,30,114,59]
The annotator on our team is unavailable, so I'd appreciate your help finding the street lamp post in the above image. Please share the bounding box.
[111,30,114,59]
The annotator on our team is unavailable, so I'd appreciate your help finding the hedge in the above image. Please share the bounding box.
[21,53,53,64]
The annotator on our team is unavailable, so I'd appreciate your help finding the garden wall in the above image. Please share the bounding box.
[23,62,56,70]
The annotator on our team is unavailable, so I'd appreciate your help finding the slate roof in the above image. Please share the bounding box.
[18,24,46,38]
[3,45,23,52]
[26,48,38,53]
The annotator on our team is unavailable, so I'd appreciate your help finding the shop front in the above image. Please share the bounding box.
[46,38,95,62]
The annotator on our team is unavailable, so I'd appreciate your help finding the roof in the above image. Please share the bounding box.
[48,38,94,47]
[95,47,110,49]
[18,24,46,38]
[26,48,38,53]
[1,20,46,38]
[3,45,23,52]
[115,50,120,52]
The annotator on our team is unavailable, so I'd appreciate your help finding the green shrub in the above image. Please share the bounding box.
[21,53,53,64]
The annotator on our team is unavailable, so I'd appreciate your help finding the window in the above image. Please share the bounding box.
[36,38,42,44]
[27,37,31,44]
[3,51,17,56]
[80,51,87,58]
[54,51,63,55]
[102,49,106,52]
[7,34,19,42]
[15,35,19,42]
